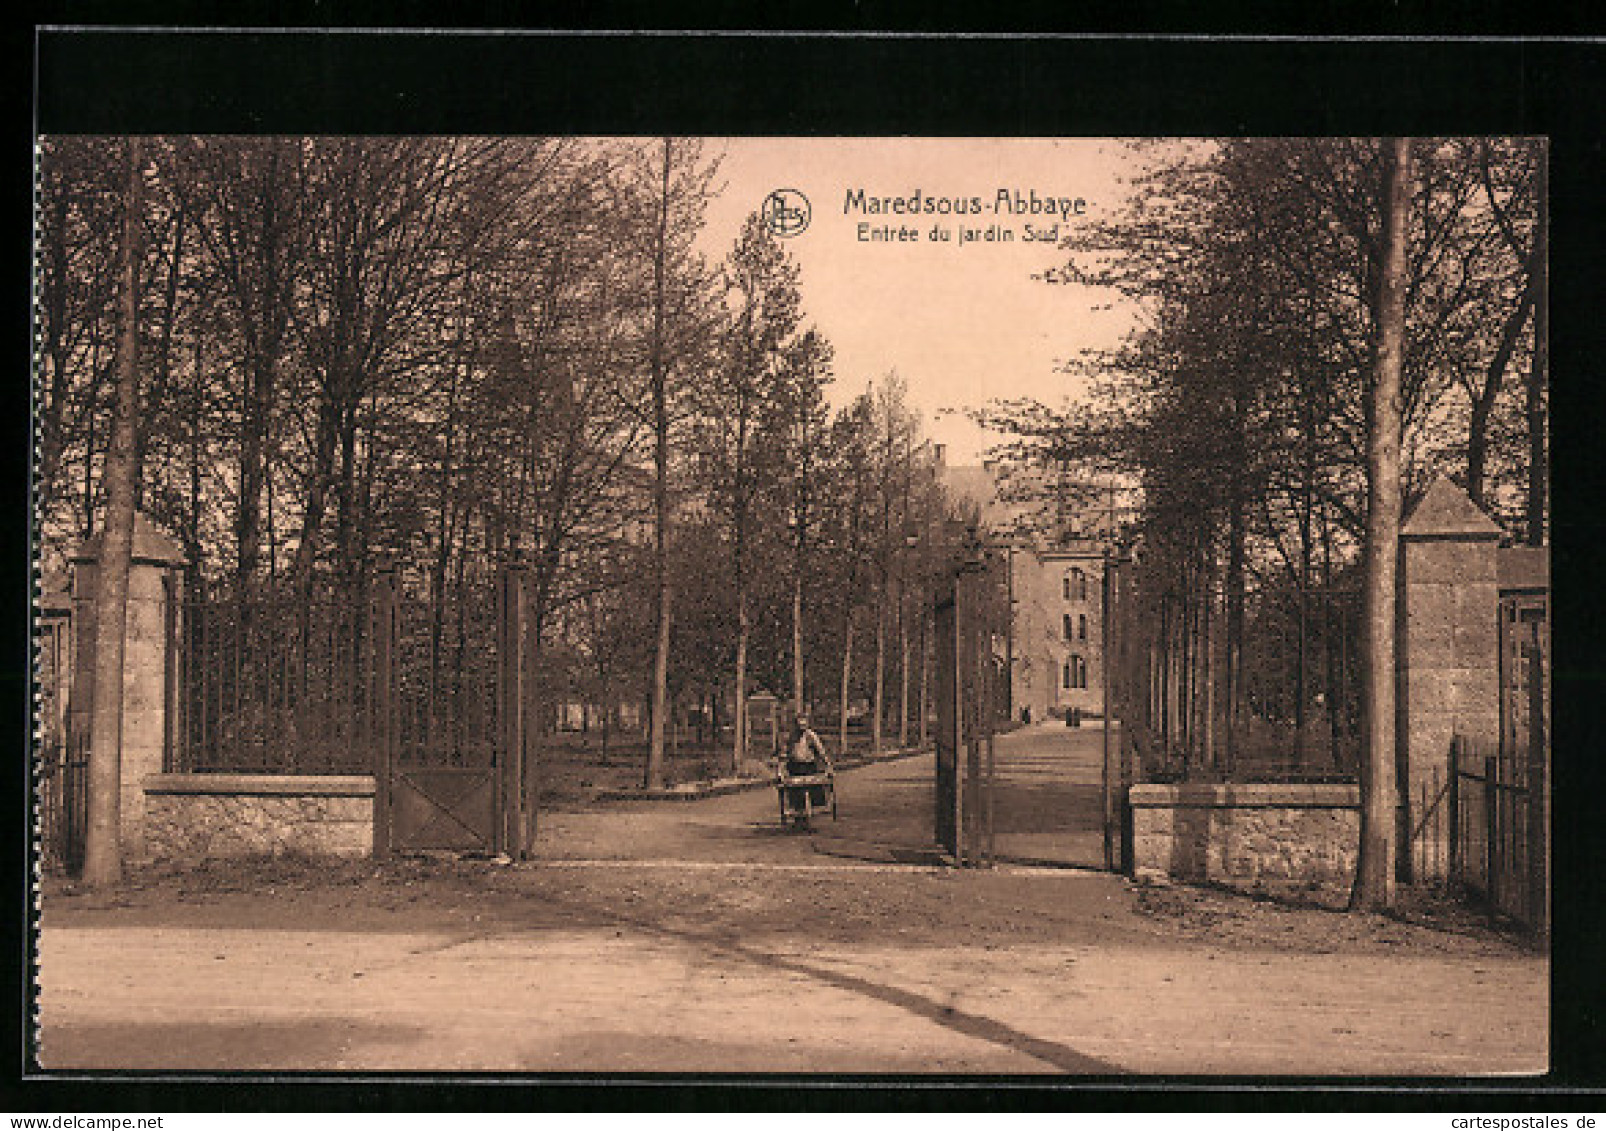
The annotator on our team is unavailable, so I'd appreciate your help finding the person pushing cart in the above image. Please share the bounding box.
[775,711,836,827]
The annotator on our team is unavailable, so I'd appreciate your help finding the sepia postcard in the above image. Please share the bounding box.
[24,28,1584,1101]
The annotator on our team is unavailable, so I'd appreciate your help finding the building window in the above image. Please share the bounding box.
[1062,659,1073,689]
[1065,654,1087,689]
[1067,567,1087,601]
[1063,613,1074,641]
[1078,614,1088,641]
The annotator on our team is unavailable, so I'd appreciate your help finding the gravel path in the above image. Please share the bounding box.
[35,723,1548,1076]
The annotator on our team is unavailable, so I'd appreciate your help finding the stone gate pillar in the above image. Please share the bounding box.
[1397,477,1502,882]
[69,513,187,864]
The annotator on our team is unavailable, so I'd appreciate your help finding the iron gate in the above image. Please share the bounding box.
[173,558,536,859]
[35,605,86,875]
[372,560,535,857]
[1447,592,1549,934]
[935,534,1134,869]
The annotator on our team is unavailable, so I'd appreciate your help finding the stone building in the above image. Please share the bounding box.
[938,454,1110,720]
[1004,537,1107,720]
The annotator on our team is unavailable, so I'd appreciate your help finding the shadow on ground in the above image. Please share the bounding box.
[38,1018,423,1072]
[535,883,1121,1074]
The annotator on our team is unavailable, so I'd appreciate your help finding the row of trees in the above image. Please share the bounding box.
[983,137,1545,575]
[979,137,1547,907]
[37,136,966,846]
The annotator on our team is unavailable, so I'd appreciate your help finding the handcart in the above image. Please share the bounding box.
[776,766,837,827]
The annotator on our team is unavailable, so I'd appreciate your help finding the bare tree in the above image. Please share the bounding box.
[35,137,123,560]
[615,138,720,789]
[770,329,834,712]
[1351,137,1412,911]
[81,138,144,889]
[1458,138,1542,515]
[166,137,308,593]
[644,140,679,789]
[827,392,876,760]
[697,213,801,770]
[869,376,916,755]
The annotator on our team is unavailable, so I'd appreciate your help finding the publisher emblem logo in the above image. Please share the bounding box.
[762,189,811,238]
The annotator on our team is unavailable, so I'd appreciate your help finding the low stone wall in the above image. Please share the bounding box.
[142,774,375,863]
[1128,783,1361,890]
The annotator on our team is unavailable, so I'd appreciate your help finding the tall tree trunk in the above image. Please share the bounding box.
[36,190,74,526]
[334,407,360,586]
[728,384,754,772]
[1527,147,1548,547]
[872,580,887,755]
[135,206,185,511]
[919,609,930,745]
[429,356,463,705]
[792,563,805,710]
[290,397,340,593]
[899,578,911,748]
[792,489,806,711]
[647,520,672,784]
[1351,136,1410,911]
[81,386,98,541]
[838,616,854,761]
[1224,476,1247,775]
[645,139,674,790]
[82,139,144,889]
[236,348,275,589]
[185,335,204,570]
[733,600,750,769]
[1466,281,1536,511]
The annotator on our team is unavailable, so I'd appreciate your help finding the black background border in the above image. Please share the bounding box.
[13,19,1606,1112]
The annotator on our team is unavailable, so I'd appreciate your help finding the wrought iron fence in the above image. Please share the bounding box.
[35,611,85,874]
[172,567,515,776]
[1234,584,1362,778]
[1446,591,1548,934]
[388,574,504,770]
[1406,763,1452,885]
[173,583,377,774]
[1451,735,1546,933]
[1113,556,1361,783]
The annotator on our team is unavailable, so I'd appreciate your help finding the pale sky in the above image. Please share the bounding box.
[695,137,1146,465]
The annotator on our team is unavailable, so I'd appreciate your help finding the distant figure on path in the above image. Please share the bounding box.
[786,712,829,775]
[779,712,833,814]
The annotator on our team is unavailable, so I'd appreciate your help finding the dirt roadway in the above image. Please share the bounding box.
[34,727,1550,1077]
[533,718,1110,868]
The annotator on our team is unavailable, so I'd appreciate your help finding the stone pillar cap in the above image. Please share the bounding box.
[1498,545,1550,592]
[70,512,189,567]
[1401,477,1504,541]
[37,566,72,612]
